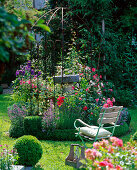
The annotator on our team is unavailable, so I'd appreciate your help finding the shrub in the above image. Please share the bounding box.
[117,108,131,126]
[0,86,3,94]
[24,116,43,139]
[8,103,28,138]
[43,129,78,141]
[114,88,134,107]
[9,123,25,138]
[113,122,129,137]
[14,135,43,166]
[107,122,129,137]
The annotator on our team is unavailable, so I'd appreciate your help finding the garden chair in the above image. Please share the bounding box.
[74,106,123,148]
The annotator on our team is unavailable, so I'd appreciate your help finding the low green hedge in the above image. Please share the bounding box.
[24,116,43,139]
[10,115,129,140]
[42,129,77,141]
[9,121,25,138]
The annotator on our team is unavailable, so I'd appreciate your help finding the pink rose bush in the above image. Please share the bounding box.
[81,137,137,170]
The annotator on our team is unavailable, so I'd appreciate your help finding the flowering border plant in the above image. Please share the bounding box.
[12,60,54,115]
[81,137,137,170]
[0,144,17,169]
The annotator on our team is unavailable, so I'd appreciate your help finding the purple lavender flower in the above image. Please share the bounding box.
[22,70,25,76]
[27,60,31,68]
[38,71,41,76]
[31,69,35,75]
[16,70,19,76]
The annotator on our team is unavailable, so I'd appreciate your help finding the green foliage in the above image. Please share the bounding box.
[9,123,25,138]
[24,116,43,139]
[43,129,77,141]
[108,122,129,137]
[0,7,30,62]
[114,88,134,107]
[14,135,43,166]
[48,0,137,106]
[131,131,137,141]
[0,86,3,94]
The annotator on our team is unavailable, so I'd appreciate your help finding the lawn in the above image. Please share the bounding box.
[0,94,137,169]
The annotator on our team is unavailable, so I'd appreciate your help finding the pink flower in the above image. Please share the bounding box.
[110,137,123,147]
[23,81,25,84]
[32,84,34,88]
[112,97,115,102]
[108,146,114,153]
[72,86,75,90]
[91,112,93,115]
[75,93,78,95]
[100,75,102,78]
[93,142,100,149]
[86,88,88,91]
[103,103,109,108]
[79,97,82,100]
[116,165,123,170]
[109,89,113,92]
[93,74,98,79]
[110,137,117,143]
[95,98,99,103]
[83,106,88,110]
[34,85,37,88]
[107,98,113,107]
[92,68,96,72]
[27,80,31,84]
[99,161,108,167]
[107,162,114,168]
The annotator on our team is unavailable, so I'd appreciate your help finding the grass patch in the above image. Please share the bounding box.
[0,94,137,169]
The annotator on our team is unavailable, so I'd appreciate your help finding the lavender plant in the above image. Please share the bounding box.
[8,103,28,138]
[117,108,131,126]
[42,100,58,133]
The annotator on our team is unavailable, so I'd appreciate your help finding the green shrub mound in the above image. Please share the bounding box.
[24,116,43,139]
[0,86,3,94]
[9,123,25,138]
[14,135,43,166]
[108,122,129,137]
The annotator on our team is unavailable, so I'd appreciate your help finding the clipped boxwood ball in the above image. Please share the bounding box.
[14,135,43,166]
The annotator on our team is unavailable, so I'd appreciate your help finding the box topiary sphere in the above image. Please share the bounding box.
[14,135,43,166]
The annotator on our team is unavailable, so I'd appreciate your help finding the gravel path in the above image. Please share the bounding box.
[3,88,13,94]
